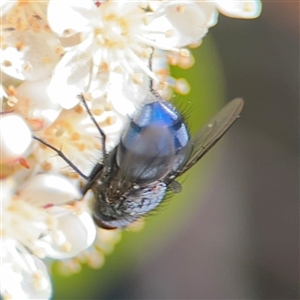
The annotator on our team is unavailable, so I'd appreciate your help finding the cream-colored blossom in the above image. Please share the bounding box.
[14,79,63,129]
[0,1,62,81]
[46,0,216,109]
[1,175,96,299]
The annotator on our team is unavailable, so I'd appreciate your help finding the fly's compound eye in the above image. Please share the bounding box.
[92,214,118,230]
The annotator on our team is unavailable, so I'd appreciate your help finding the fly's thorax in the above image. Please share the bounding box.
[92,179,167,229]
[115,98,191,184]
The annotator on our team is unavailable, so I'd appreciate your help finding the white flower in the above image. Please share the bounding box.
[1,175,96,299]
[14,79,63,129]
[46,0,216,109]
[5,77,79,131]
[0,0,63,81]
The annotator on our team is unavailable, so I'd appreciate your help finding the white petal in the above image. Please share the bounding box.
[0,47,26,80]
[107,72,136,116]
[1,250,52,300]
[19,174,82,206]
[145,2,215,47]
[48,48,93,109]
[208,8,219,27]
[1,177,14,207]
[0,0,15,17]
[77,209,97,248]
[165,2,215,42]
[20,254,52,300]
[0,113,32,164]
[1,30,61,81]
[47,0,95,36]
[16,78,62,129]
[1,83,8,112]
[215,0,262,19]
[37,207,96,259]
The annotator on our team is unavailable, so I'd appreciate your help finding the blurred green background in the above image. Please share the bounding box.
[53,1,299,299]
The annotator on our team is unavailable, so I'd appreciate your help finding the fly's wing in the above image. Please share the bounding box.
[175,98,244,177]
[116,127,177,185]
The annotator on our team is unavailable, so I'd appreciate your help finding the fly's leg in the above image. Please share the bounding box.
[78,94,108,168]
[32,135,88,180]
[33,94,108,193]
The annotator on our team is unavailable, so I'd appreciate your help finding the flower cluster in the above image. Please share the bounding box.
[1,0,261,299]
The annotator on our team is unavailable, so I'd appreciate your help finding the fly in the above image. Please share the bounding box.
[34,93,243,229]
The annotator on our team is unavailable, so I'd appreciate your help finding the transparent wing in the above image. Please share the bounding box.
[175,98,244,177]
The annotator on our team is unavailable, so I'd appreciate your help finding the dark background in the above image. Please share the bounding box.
[54,1,299,299]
